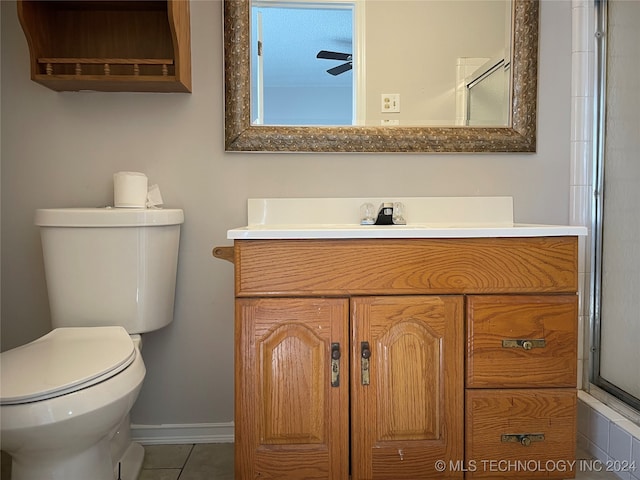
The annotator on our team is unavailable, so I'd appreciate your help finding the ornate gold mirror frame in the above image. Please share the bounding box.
[224,0,538,153]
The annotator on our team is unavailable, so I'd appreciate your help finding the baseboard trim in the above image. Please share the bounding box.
[131,422,235,445]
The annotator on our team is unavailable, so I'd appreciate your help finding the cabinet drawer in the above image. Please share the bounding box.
[466,296,577,388]
[235,238,578,296]
[465,389,576,478]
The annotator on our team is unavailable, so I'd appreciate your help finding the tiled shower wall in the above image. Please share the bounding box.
[570,1,640,478]
[578,391,640,480]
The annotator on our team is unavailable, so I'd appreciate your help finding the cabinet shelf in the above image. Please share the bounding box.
[17,1,191,93]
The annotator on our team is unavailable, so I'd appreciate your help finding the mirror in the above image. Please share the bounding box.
[224,0,539,152]
[251,1,511,127]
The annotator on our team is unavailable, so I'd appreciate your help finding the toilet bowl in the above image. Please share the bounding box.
[0,207,183,480]
[0,327,145,480]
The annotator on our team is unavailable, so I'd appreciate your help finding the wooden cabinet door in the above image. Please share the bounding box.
[236,298,349,479]
[351,296,464,479]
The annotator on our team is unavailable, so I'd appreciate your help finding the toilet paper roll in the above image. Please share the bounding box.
[113,172,148,208]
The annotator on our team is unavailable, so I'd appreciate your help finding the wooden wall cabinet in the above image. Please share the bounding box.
[230,237,579,479]
[17,0,191,92]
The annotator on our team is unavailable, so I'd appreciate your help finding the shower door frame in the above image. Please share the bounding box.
[589,0,640,413]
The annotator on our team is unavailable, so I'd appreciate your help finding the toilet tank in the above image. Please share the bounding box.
[35,208,184,334]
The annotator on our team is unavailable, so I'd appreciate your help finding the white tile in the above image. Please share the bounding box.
[610,422,633,462]
[579,433,592,453]
[617,421,640,441]
[582,297,593,330]
[579,390,602,405]
[571,140,592,186]
[573,51,592,98]
[632,437,640,461]
[572,4,592,53]
[579,400,592,435]
[578,234,589,274]
[591,410,611,452]
[591,442,610,465]
[578,280,590,324]
[591,400,627,422]
[580,315,591,368]
[580,358,591,390]
[570,185,592,226]
[571,96,593,142]
[580,286,593,337]
[631,437,640,479]
[614,469,631,480]
[572,0,590,10]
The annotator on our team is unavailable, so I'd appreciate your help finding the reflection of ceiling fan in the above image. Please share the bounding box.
[316,50,352,76]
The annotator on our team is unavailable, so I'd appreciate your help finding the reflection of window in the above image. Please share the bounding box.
[251,3,354,126]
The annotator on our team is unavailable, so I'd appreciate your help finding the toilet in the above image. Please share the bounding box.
[0,207,184,480]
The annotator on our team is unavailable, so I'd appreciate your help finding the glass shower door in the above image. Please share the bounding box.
[594,0,640,409]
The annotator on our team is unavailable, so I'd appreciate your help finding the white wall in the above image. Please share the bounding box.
[365,0,507,125]
[0,0,573,435]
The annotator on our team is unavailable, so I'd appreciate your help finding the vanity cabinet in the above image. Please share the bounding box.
[230,237,578,480]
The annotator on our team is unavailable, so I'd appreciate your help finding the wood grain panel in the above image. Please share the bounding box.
[168,0,192,90]
[351,296,464,479]
[235,237,578,296]
[236,298,349,479]
[260,324,325,444]
[17,0,191,92]
[377,320,441,441]
[465,389,577,478]
[467,295,578,388]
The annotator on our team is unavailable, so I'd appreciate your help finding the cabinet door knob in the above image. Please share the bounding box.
[361,342,371,359]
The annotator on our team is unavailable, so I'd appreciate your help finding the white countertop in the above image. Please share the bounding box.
[227,223,587,239]
[227,197,588,240]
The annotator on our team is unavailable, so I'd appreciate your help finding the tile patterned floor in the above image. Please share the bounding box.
[0,443,627,479]
[139,443,233,480]
[140,444,624,479]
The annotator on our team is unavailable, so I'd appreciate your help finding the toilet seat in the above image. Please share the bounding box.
[0,326,135,405]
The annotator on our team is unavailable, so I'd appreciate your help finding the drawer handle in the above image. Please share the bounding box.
[502,339,546,350]
[501,433,545,446]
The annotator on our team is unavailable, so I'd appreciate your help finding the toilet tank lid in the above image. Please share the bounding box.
[0,327,135,405]
[35,208,184,227]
